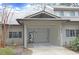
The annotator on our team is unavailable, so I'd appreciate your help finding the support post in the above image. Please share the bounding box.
[24,24,28,48]
[60,23,63,46]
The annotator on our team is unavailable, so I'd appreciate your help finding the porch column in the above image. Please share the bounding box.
[60,23,63,46]
[24,24,28,48]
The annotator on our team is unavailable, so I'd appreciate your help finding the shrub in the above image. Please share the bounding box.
[0,48,14,55]
[70,37,79,51]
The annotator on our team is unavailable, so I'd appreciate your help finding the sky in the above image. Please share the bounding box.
[1,3,79,24]
[0,3,43,24]
[1,3,31,11]
[0,3,62,24]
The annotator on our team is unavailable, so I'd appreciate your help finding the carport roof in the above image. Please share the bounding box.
[16,10,70,24]
[24,10,60,18]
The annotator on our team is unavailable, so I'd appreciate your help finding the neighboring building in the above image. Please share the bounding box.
[3,4,79,48]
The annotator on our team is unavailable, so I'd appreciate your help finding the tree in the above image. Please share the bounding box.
[0,3,14,48]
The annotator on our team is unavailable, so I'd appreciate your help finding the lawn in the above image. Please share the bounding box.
[0,48,15,55]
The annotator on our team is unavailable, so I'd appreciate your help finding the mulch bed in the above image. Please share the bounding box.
[13,47,33,55]
[66,47,79,54]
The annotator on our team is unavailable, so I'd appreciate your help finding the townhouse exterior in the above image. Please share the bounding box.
[1,4,79,48]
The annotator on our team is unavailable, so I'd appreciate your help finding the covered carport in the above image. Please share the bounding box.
[16,10,69,48]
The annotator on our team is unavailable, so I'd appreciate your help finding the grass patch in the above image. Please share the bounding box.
[0,48,14,55]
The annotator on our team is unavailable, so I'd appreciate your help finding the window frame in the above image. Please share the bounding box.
[70,11,75,16]
[76,30,79,37]
[9,32,22,38]
[66,29,76,37]
[59,11,64,16]
[77,11,79,16]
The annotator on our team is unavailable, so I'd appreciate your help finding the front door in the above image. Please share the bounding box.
[28,28,49,43]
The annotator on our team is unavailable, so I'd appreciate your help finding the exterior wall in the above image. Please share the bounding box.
[61,22,79,46]
[62,17,79,21]
[24,21,61,46]
[54,7,79,11]
[49,25,60,46]
[4,21,79,47]
[54,10,79,17]
[5,25,23,46]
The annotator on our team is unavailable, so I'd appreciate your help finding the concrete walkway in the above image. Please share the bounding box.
[13,46,78,55]
[28,47,78,55]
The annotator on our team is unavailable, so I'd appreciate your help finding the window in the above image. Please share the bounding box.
[76,30,79,37]
[78,11,79,16]
[19,32,22,38]
[9,32,12,38]
[70,30,75,37]
[66,29,79,37]
[9,32,22,38]
[59,11,64,16]
[66,29,70,37]
[70,11,75,16]
[66,29,75,37]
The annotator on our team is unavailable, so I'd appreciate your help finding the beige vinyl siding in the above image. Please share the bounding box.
[5,25,23,46]
[62,22,79,46]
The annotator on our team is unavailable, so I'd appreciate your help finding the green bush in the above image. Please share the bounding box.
[70,37,79,51]
[0,48,14,55]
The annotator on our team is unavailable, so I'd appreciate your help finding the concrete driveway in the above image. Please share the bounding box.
[28,47,78,55]
[13,46,78,55]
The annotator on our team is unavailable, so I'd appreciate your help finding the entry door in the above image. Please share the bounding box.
[33,28,48,43]
[29,28,48,43]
